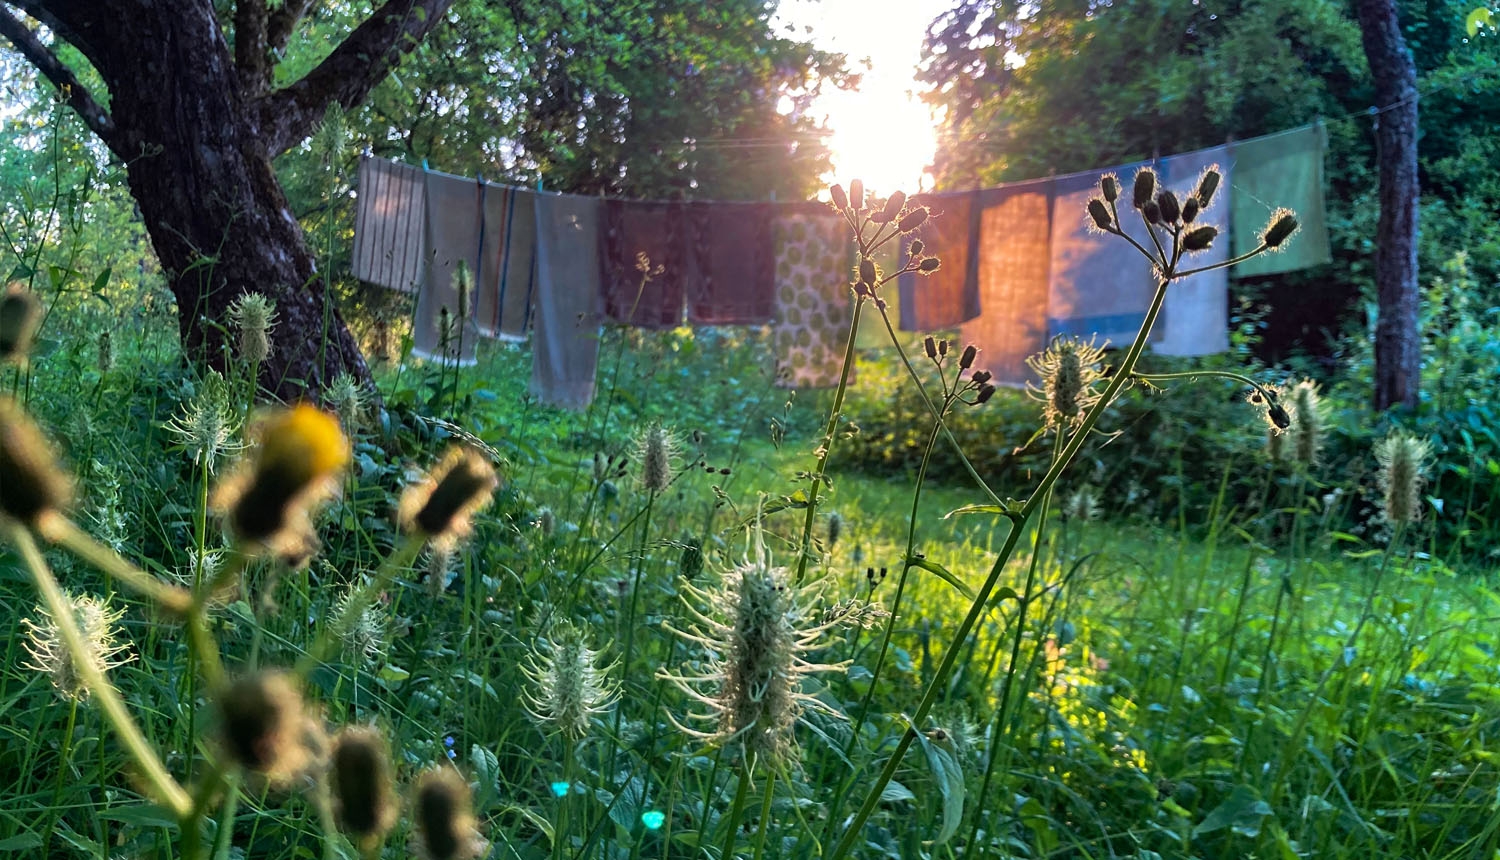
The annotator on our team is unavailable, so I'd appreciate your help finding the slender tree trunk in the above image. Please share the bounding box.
[1356,0,1421,411]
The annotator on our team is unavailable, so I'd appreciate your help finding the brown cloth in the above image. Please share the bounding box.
[684,201,776,325]
[898,190,983,331]
[960,180,1053,387]
[599,200,687,328]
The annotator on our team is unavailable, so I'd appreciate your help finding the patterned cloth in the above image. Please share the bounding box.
[685,201,776,325]
[897,190,983,331]
[1153,147,1231,356]
[960,180,1053,386]
[351,155,425,293]
[1230,123,1332,277]
[472,184,537,342]
[531,193,603,410]
[411,169,483,365]
[772,209,854,389]
[599,200,687,328]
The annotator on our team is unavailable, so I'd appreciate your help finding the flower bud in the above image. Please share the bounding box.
[1100,175,1119,202]
[849,180,864,211]
[881,191,907,222]
[898,206,929,233]
[1087,198,1113,231]
[1261,209,1299,249]
[959,344,977,369]
[1181,197,1200,224]
[970,370,992,385]
[938,339,948,357]
[0,397,70,528]
[1195,168,1221,208]
[859,258,877,287]
[1156,190,1181,224]
[1132,168,1157,209]
[830,184,848,211]
[1142,199,1162,224]
[908,239,924,256]
[1182,225,1218,252]
[924,336,937,359]
[918,257,942,274]
[976,384,996,404]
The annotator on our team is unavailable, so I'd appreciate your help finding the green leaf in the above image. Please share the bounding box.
[0,834,42,850]
[377,664,410,683]
[906,557,976,600]
[1194,785,1274,838]
[915,730,965,846]
[880,780,916,803]
[91,267,112,294]
[1467,7,1494,36]
[945,502,1020,519]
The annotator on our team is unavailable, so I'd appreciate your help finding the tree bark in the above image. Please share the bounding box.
[1,0,454,401]
[1356,0,1421,411]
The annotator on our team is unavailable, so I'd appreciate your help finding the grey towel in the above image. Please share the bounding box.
[531,193,603,410]
[411,169,484,365]
[351,156,425,293]
[1153,146,1231,356]
[473,184,537,342]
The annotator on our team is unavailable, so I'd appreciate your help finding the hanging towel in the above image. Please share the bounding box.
[473,184,537,342]
[1047,160,1161,348]
[1153,146,1232,357]
[599,200,687,328]
[531,193,603,410]
[772,209,854,389]
[960,179,1052,387]
[352,155,425,293]
[1230,123,1332,277]
[412,169,483,365]
[897,190,983,331]
[684,201,776,325]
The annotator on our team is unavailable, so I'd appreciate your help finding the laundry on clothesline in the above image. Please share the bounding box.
[352,156,425,293]
[412,169,484,366]
[1153,146,1232,357]
[959,179,1052,387]
[531,193,603,410]
[1230,124,1333,277]
[896,189,983,332]
[772,208,854,389]
[685,201,777,326]
[599,200,688,329]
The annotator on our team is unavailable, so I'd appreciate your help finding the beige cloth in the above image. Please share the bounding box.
[351,156,425,293]
[960,180,1052,387]
[772,209,854,389]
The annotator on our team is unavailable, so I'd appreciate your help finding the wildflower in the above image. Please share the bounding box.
[660,545,852,765]
[164,370,240,473]
[521,623,620,739]
[325,372,369,433]
[0,396,71,529]
[212,404,349,563]
[331,585,389,667]
[330,727,398,851]
[1027,337,1106,430]
[1289,379,1323,467]
[411,767,485,860]
[635,423,677,494]
[1062,486,1102,522]
[218,671,323,784]
[228,292,277,364]
[1374,431,1432,526]
[22,593,134,702]
[398,446,499,551]
[0,283,39,364]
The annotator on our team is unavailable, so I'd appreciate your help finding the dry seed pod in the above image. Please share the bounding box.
[330,727,398,849]
[1132,168,1157,208]
[399,446,499,550]
[1087,198,1113,231]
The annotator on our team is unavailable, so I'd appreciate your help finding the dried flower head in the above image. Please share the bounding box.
[0,396,71,529]
[22,592,134,701]
[330,727,399,851]
[228,292,277,364]
[1182,225,1218,253]
[1260,209,1300,250]
[398,446,499,550]
[1132,168,1157,209]
[164,370,241,473]
[218,671,323,784]
[1375,431,1432,527]
[212,404,349,563]
[0,284,40,364]
[635,423,678,494]
[96,330,112,373]
[1289,379,1323,467]
[521,622,620,739]
[411,767,485,860]
[325,372,369,433]
[660,544,851,765]
[1027,337,1107,430]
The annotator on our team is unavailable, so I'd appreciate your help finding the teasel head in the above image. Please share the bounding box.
[165,369,241,473]
[331,585,389,667]
[228,292,277,365]
[212,404,349,563]
[454,260,473,321]
[659,538,852,765]
[1026,337,1106,430]
[826,511,843,551]
[329,727,398,851]
[1289,379,1323,468]
[1265,423,1287,463]
[1375,431,1432,527]
[1061,486,1101,522]
[22,592,134,702]
[325,372,369,434]
[0,283,40,364]
[1260,209,1300,250]
[399,446,498,552]
[521,622,620,739]
[679,536,704,580]
[218,671,323,785]
[0,397,71,531]
[635,423,678,494]
[411,766,486,860]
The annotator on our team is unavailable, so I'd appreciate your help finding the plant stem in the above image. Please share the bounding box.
[720,761,753,860]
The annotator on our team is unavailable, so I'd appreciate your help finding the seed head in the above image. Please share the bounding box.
[1182,225,1218,253]
[165,370,241,473]
[398,446,499,550]
[827,511,843,550]
[1261,209,1300,250]
[1099,174,1119,202]
[325,372,369,434]
[330,727,399,850]
[908,238,924,256]
[1289,379,1323,467]
[848,179,864,211]
[858,258,877,288]
[1181,197,1201,223]
[454,260,472,320]
[829,184,849,211]
[897,206,929,233]
[1375,431,1432,527]
[959,344,978,370]
[924,336,938,360]
[331,585,389,667]
[96,331,112,373]
[1156,190,1181,224]
[880,191,907,222]
[521,622,620,739]
[213,404,349,563]
[22,592,134,702]
[918,257,942,274]
[1142,199,1162,225]
[1027,337,1106,430]
[219,671,322,784]
[679,537,704,580]
[536,507,556,537]
[1062,486,1102,522]
[1132,168,1157,209]
[0,397,71,529]
[228,292,277,365]
[1087,198,1113,232]
[0,284,39,364]
[411,767,485,860]
[635,423,678,494]
[1195,168,1221,208]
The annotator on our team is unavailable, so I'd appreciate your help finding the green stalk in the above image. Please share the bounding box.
[720,762,754,860]
[750,768,777,860]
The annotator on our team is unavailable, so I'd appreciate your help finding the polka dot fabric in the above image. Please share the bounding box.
[771,211,854,389]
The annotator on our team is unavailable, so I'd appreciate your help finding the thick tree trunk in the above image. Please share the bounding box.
[1356,0,1421,411]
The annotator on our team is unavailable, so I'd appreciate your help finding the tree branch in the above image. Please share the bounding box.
[266,0,313,56]
[257,0,455,157]
[0,5,120,156]
[233,0,270,95]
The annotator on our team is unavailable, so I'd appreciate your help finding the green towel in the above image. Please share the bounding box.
[1230,123,1333,277]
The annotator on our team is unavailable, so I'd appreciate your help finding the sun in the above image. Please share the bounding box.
[818,87,937,200]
